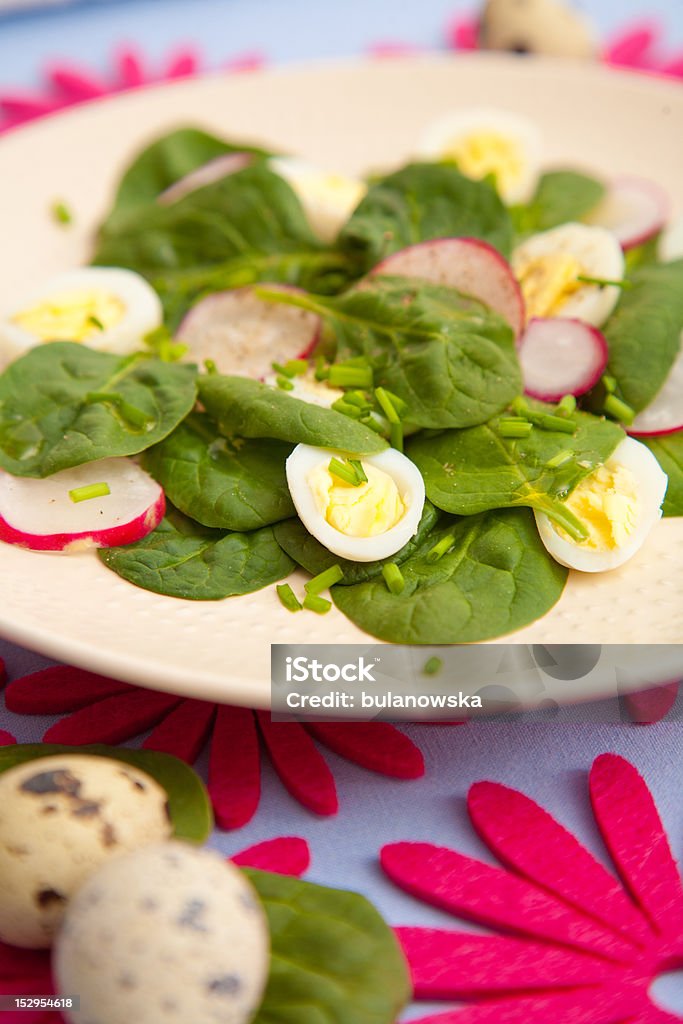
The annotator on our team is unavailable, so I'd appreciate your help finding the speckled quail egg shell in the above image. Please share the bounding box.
[55,841,270,1024]
[0,755,172,948]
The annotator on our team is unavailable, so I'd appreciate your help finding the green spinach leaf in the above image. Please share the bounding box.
[603,259,683,412]
[273,500,441,584]
[262,277,521,429]
[245,869,410,1024]
[340,162,513,270]
[99,506,294,600]
[512,169,605,236]
[198,375,388,453]
[143,412,294,531]
[0,342,197,477]
[332,509,567,644]
[408,406,624,537]
[0,744,212,842]
[642,431,683,517]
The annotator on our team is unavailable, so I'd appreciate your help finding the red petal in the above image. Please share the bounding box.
[624,683,679,724]
[0,730,15,745]
[165,49,200,78]
[231,837,310,877]
[208,706,261,830]
[257,712,338,816]
[224,53,265,73]
[0,94,61,119]
[661,56,683,78]
[143,699,215,762]
[5,666,132,714]
[605,25,657,65]
[397,927,616,999]
[407,988,631,1023]
[590,754,683,937]
[0,656,6,687]
[43,689,180,744]
[446,16,480,51]
[47,65,108,101]
[380,843,636,962]
[115,47,146,88]
[468,781,652,944]
[307,722,424,778]
[0,940,50,981]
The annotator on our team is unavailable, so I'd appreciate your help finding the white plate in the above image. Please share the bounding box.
[0,54,681,707]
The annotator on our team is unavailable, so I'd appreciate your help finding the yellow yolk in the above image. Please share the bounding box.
[516,252,584,320]
[556,463,640,550]
[305,173,366,210]
[12,289,125,342]
[443,131,524,196]
[308,462,405,538]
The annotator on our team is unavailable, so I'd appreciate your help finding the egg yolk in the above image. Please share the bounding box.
[555,462,640,550]
[443,131,524,196]
[516,252,584,320]
[12,289,125,342]
[308,462,405,538]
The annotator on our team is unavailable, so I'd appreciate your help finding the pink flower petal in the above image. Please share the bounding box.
[0,94,61,121]
[47,64,108,101]
[0,657,6,687]
[142,698,215,762]
[605,25,658,66]
[208,706,261,830]
[257,712,338,817]
[467,781,653,945]
[625,683,679,724]
[224,53,266,74]
[0,940,50,982]
[115,46,146,88]
[43,689,181,744]
[369,41,422,59]
[590,754,683,937]
[446,16,480,51]
[165,49,200,79]
[380,843,636,962]
[5,666,132,714]
[231,837,310,877]
[397,927,616,998]
[406,988,630,1023]
[0,730,16,745]
[307,722,425,778]
[661,56,683,78]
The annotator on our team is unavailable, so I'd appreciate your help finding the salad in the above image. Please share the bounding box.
[0,109,680,645]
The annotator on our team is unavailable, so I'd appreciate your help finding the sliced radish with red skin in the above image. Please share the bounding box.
[517,317,608,402]
[177,285,321,378]
[629,338,683,437]
[585,176,669,251]
[371,238,525,338]
[0,457,164,552]
[157,153,254,205]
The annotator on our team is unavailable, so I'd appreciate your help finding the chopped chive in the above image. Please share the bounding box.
[533,413,576,434]
[329,457,363,486]
[84,392,152,430]
[605,394,635,425]
[349,459,368,484]
[602,374,617,394]
[577,275,632,290]
[423,656,443,676]
[276,583,302,612]
[315,355,329,380]
[69,481,111,503]
[427,534,455,562]
[546,450,573,468]
[498,418,533,439]
[390,420,404,452]
[272,361,295,377]
[380,389,409,417]
[87,315,105,331]
[204,358,217,375]
[305,564,344,594]
[359,413,386,434]
[374,386,401,425]
[511,396,530,416]
[382,562,405,595]
[332,398,362,419]
[328,365,374,388]
[344,390,370,409]
[557,395,577,415]
[284,359,308,376]
[276,375,294,391]
[303,593,332,614]
[51,199,73,226]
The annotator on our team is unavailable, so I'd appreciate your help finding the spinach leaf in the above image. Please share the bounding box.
[340,162,513,270]
[143,412,294,531]
[245,869,410,1024]
[0,744,213,842]
[332,509,567,644]
[273,500,441,584]
[99,506,294,600]
[263,277,521,429]
[603,259,683,412]
[408,406,624,537]
[0,342,197,477]
[198,375,388,454]
[512,169,605,235]
[642,432,683,517]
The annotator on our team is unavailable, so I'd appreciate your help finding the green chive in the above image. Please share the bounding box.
[204,359,217,375]
[284,359,308,376]
[427,534,455,563]
[498,418,533,439]
[511,396,531,416]
[546,450,573,468]
[344,390,370,409]
[276,583,302,612]
[305,564,344,594]
[328,365,374,388]
[331,398,362,419]
[605,394,635,425]
[276,375,294,391]
[557,395,577,415]
[87,315,105,331]
[303,593,332,614]
[349,459,368,484]
[84,392,152,430]
[382,562,405,595]
[602,374,617,394]
[374,386,401,424]
[359,413,386,434]
[69,482,111,503]
[329,457,362,486]
[577,275,632,290]
[315,355,329,380]
[272,361,294,378]
[380,389,409,417]
[423,656,443,676]
[534,413,576,434]
[51,200,73,226]
[390,420,404,452]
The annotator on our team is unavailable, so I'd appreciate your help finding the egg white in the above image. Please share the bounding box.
[286,444,426,562]
[263,371,344,408]
[269,157,366,242]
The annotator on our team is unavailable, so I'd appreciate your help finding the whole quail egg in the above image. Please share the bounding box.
[480,0,597,59]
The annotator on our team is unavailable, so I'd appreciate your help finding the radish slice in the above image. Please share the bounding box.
[518,317,608,402]
[0,458,164,552]
[157,153,254,205]
[629,338,683,437]
[371,238,525,338]
[177,285,321,378]
[584,177,669,251]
